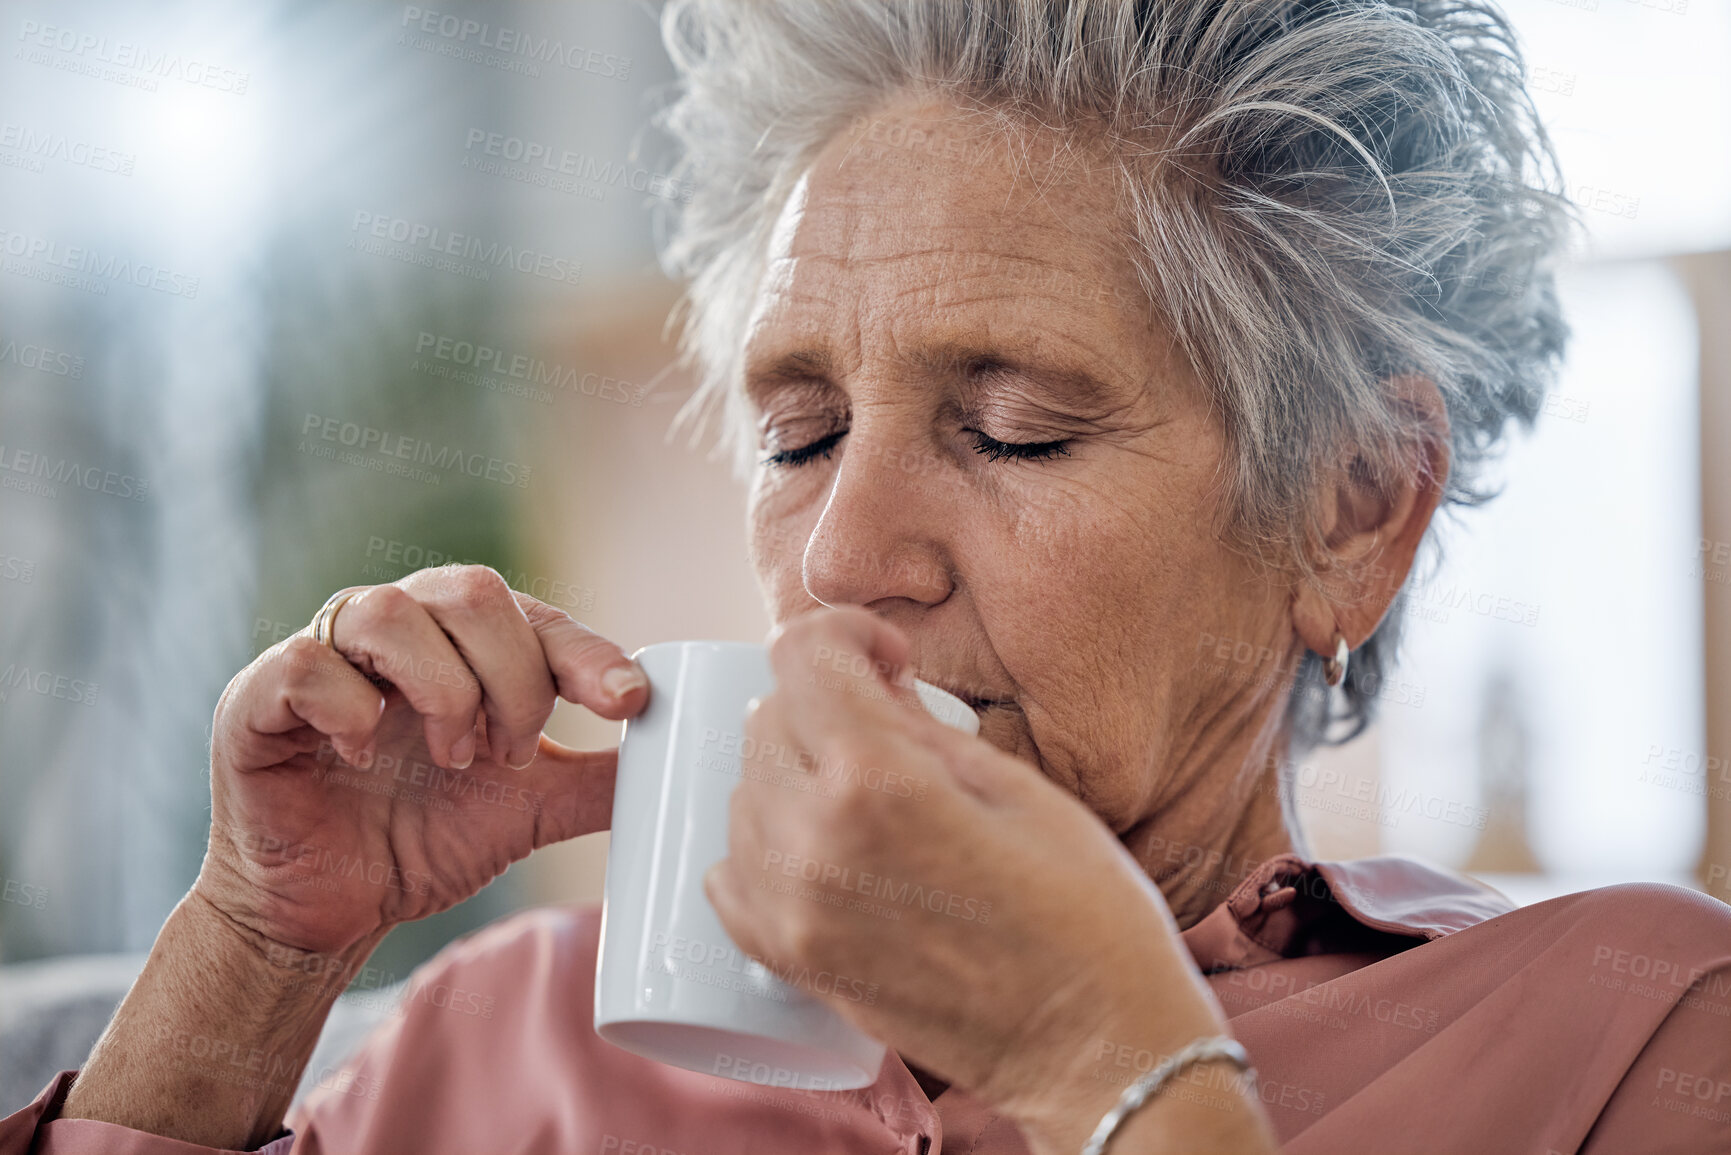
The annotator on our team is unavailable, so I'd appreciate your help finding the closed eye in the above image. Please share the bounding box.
[966,430,1071,463]
[761,428,1073,468]
[761,429,845,468]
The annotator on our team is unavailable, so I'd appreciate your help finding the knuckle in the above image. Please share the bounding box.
[820,740,890,815]
[780,907,824,966]
[278,632,323,663]
[493,690,554,733]
[276,634,329,685]
[827,779,883,833]
[813,728,862,772]
[357,583,417,627]
[444,564,511,610]
[768,617,816,666]
[727,782,754,830]
[440,675,484,718]
[561,630,625,678]
[517,592,572,629]
[400,660,480,715]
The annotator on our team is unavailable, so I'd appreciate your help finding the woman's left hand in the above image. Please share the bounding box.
[705,606,1269,1153]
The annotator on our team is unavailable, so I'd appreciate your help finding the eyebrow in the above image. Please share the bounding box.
[912,342,1126,415]
[744,349,839,408]
[743,340,1131,418]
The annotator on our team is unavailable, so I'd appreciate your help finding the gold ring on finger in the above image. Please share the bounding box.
[311,588,360,649]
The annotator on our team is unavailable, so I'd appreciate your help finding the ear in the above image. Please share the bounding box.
[1290,375,1451,660]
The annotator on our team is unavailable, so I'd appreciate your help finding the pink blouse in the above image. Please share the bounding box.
[6,854,1730,1153]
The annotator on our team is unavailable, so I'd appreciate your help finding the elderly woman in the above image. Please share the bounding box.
[7,0,1730,1152]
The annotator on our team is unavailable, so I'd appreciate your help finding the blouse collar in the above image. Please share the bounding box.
[1179,853,1516,973]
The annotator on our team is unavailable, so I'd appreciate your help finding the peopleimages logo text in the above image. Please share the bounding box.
[462,130,691,203]
[0,443,148,500]
[349,212,580,285]
[0,228,199,298]
[414,331,639,405]
[0,338,83,378]
[399,7,630,79]
[299,414,531,489]
[15,20,251,93]
[0,123,135,175]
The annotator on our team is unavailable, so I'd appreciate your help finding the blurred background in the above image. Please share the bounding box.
[0,0,1726,1035]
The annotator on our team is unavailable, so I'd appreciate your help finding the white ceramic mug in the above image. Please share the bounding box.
[593,640,979,1090]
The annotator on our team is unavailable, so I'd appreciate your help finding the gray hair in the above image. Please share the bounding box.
[650,0,1574,752]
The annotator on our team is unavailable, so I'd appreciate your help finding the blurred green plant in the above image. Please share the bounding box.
[250,227,532,983]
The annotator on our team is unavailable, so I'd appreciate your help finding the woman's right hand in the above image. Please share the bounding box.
[194,564,647,959]
[52,565,643,1148]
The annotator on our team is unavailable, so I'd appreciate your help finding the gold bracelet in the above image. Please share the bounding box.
[1079,1036,1255,1155]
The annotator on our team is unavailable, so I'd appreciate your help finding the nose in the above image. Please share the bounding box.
[800,425,957,610]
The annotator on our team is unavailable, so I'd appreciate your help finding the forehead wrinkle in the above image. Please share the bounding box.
[804,145,1113,232]
[804,100,1125,257]
[898,280,1105,315]
[792,185,1129,298]
[751,155,1156,415]
[756,268,847,314]
[789,234,1125,317]
[756,266,1146,409]
[795,209,1110,264]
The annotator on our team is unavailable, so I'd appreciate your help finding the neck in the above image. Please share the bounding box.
[1120,682,1301,929]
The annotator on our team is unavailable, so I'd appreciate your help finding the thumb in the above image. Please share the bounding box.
[517,735,618,846]
[512,591,648,721]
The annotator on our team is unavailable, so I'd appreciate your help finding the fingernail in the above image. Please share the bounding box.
[450,730,476,769]
[603,664,647,699]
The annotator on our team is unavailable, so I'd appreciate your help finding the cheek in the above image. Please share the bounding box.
[747,471,820,612]
[969,491,1158,721]
[1003,472,1202,632]
[987,457,1237,704]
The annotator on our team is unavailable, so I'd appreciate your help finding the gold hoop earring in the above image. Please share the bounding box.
[1322,631,1349,687]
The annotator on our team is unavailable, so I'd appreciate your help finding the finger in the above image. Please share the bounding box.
[767,606,943,759]
[770,605,918,716]
[704,858,768,964]
[727,729,778,858]
[730,693,879,924]
[399,566,556,770]
[234,635,388,767]
[735,693,807,790]
[326,584,483,769]
[513,734,619,843]
[761,614,994,817]
[512,591,648,721]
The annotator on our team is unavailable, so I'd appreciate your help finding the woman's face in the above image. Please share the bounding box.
[742,98,1298,832]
